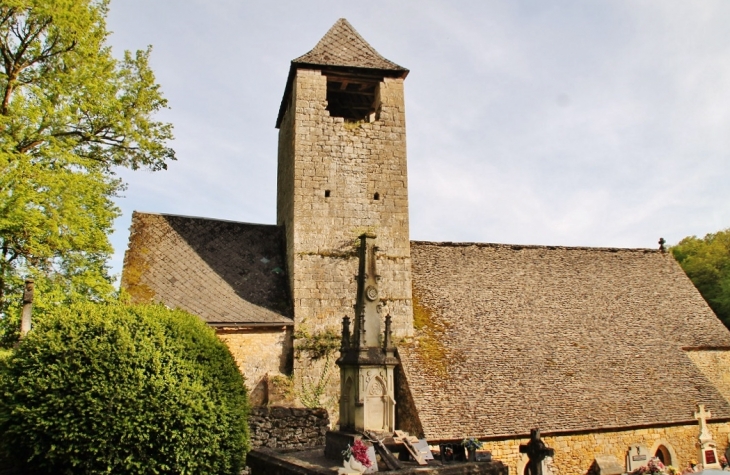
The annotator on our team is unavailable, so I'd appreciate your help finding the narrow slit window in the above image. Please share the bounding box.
[324,190,331,198]
[373,192,380,200]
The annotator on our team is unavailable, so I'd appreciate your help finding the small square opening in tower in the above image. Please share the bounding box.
[325,75,380,122]
[324,190,331,198]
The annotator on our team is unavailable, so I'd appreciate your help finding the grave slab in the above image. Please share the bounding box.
[589,455,624,475]
[247,446,509,475]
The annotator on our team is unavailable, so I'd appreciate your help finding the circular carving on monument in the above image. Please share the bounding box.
[369,380,384,395]
[365,286,378,301]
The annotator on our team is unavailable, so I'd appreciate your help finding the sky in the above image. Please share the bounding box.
[105,0,730,281]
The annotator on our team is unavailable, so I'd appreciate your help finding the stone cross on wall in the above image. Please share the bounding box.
[695,404,713,443]
[520,429,555,475]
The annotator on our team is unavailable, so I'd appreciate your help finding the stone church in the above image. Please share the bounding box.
[122,19,730,475]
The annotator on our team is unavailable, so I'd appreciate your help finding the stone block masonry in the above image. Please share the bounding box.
[248,406,330,450]
[277,69,414,338]
[216,328,292,406]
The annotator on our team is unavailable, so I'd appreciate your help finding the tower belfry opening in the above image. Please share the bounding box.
[325,73,379,121]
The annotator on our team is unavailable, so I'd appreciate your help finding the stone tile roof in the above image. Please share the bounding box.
[121,212,292,325]
[292,18,407,72]
[399,242,730,441]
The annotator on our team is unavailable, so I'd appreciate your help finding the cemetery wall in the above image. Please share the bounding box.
[480,422,730,475]
[685,350,730,403]
[248,406,330,450]
[216,328,292,406]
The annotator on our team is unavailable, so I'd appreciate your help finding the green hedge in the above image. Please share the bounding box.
[0,302,249,474]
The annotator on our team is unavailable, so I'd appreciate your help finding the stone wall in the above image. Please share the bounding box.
[216,327,292,406]
[276,68,413,338]
[248,406,330,450]
[478,422,730,475]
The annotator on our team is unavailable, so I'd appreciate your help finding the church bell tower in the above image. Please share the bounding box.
[276,19,413,337]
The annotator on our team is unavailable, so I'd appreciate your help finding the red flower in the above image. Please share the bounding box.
[351,440,372,468]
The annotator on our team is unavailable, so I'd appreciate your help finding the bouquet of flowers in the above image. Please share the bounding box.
[630,458,666,475]
[342,439,372,469]
[462,437,484,452]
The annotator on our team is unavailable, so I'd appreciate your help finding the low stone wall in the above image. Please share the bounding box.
[249,406,330,450]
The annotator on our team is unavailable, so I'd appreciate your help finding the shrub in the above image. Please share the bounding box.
[0,301,249,474]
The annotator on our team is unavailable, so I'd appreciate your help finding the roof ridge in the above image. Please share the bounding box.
[292,18,407,71]
[410,240,660,253]
[132,211,277,228]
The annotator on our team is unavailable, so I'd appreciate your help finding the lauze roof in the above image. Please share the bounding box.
[121,213,292,326]
[398,242,730,440]
[292,18,408,72]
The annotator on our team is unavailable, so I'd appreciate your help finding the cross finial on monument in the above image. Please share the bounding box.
[695,404,713,443]
[519,428,555,475]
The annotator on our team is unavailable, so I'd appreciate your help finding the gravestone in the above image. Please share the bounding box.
[695,404,721,470]
[414,439,435,461]
[519,429,555,475]
[590,455,624,475]
[626,445,650,473]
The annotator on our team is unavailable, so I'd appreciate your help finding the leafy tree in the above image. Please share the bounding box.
[672,229,730,327]
[0,0,174,334]
[0,301,249,474]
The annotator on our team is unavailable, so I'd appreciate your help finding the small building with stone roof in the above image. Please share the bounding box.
[122,18,730,475]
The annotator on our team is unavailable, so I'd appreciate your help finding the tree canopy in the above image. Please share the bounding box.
[672,228,730,327]
[0,0,174,339]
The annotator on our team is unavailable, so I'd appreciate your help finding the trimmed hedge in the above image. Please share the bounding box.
[0,302,249,474]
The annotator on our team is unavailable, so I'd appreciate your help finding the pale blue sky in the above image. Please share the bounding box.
[105,1,730,281]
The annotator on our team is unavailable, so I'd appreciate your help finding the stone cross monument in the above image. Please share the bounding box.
[336,233,398,434]
[520,429,555,475]
[695,404,721,469]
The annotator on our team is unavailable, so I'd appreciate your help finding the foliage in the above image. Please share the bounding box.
[0,0,174,328]
[461,438,483,451]
[297,353,336,410]
[293,327,339,409]
[0,301,249,475]
[672,228,730,327]
[294,326,340,360]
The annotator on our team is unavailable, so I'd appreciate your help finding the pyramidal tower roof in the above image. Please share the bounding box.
[292,18,408,72]
[276,19,408,127]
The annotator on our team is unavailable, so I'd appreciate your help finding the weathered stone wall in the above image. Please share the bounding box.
[686,350,730,403]
[479,422,730,475]
[276,68,413,338]
[248,406,330,449]
[216,327,292,406]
